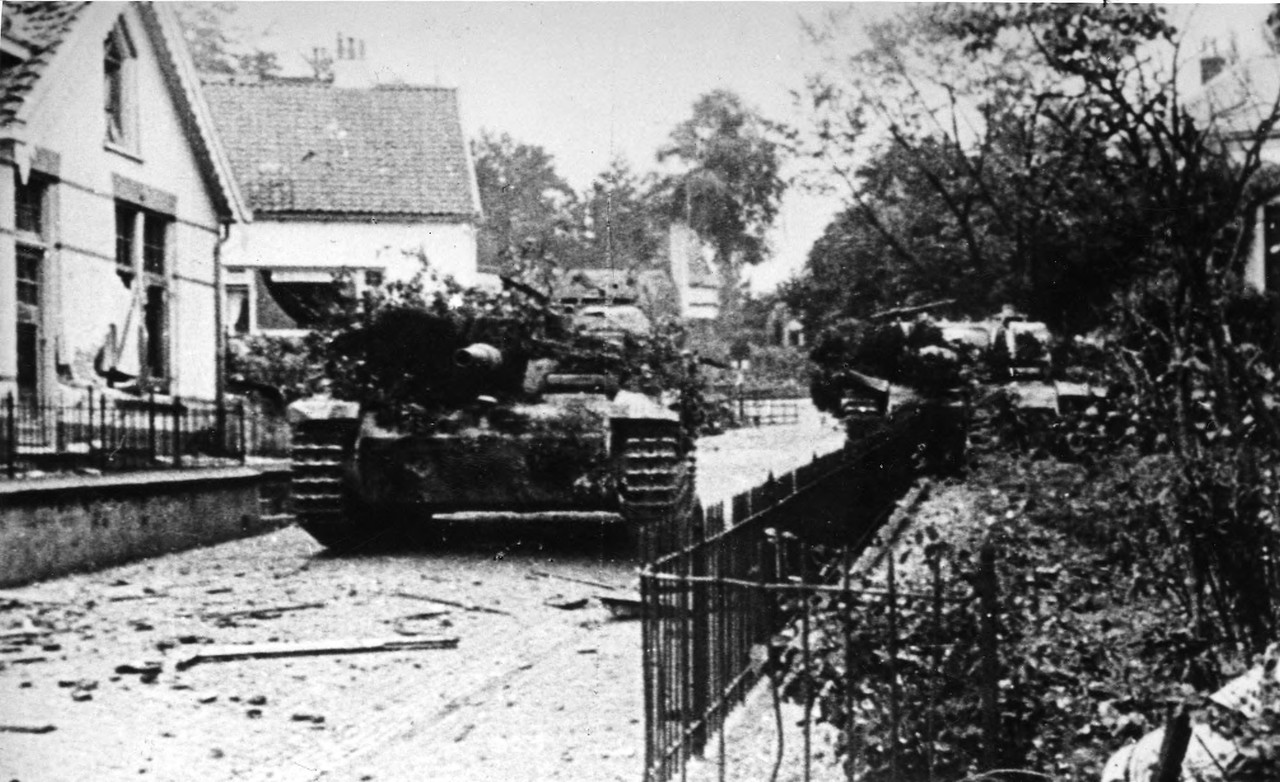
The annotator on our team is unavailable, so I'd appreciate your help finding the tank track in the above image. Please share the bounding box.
[290,420,360,549]
[618,428,697,561]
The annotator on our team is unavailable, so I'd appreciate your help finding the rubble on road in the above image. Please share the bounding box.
[174,636,461,670]
[393,590,511,616]
[0,723,56,734]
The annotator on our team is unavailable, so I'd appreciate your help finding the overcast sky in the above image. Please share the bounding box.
[224,2,1277,293]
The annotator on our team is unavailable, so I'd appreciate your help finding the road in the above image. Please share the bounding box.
[0,408,844,782]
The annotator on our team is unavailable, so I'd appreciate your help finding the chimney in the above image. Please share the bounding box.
[331,33,372,88]
[1200,54,1226,85]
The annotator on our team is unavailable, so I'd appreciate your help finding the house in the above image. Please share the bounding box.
[666,221,721,321]
[0,1,249,405]
[202,39,482,335]
[1196,53,1280,293]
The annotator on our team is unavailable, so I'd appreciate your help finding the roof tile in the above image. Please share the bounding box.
[0,2,88,125]
[202,81,478,218]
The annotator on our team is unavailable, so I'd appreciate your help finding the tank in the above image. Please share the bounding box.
[287,301,696,554]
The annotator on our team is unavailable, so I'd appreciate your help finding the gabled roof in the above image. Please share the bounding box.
[0,2,88,125]
[1194,55,1280,140]
[0,2,249,223]
[202,81,480,219]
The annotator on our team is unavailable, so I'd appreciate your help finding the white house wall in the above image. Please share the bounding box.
[1,4,225,401]
[223,219,478,286]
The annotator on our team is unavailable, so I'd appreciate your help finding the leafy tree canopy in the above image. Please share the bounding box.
[174,2,281,79]
[656,90,788,320]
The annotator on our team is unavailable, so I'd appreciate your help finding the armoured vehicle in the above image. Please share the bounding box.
[288,298,695,553]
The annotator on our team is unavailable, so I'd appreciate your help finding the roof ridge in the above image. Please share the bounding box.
[201,79,455,93]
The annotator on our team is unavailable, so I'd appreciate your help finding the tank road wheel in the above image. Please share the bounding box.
[618,424,697,561]
[290,420,361,551]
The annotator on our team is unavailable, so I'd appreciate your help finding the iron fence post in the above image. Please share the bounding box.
[5,392,15,479]
[172,396,183,467]
[148,391,157,463]
[99,393,107,470]
[87,387,95,463]
[842,547,857,782]
[888,550,900,781]
[978,542,1000,770]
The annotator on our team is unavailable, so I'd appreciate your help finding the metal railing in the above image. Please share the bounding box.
[640,404,992,782]
[3,390,252,479]
[708,384,809,429]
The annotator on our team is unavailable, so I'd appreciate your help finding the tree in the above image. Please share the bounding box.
[174,2,280,79]
[471,131,581,282]
[575,157,665,273]
[656,90,787,324]
[791,5,1165,335]
[795,0,1280,661]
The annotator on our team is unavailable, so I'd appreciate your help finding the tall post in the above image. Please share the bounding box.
[99,393,107,470]
[6,392,15,479]
[888,552,900,781]
[238,399,247,464]
[148,390,157,463]
[1153,705,1192,782]
[172,396,182,467]
[978,543,1001,770]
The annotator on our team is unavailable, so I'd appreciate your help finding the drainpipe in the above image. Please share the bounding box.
[214,221,229,411]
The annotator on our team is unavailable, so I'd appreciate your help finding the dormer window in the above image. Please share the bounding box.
[104,17,136,150]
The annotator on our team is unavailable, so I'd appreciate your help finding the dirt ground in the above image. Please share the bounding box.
[0,408,844,782]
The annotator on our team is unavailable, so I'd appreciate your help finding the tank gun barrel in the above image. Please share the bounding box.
[455,343,504,370]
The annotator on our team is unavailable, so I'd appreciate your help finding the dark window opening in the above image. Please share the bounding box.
[104,18,134,147]
[144,285,167,382]
[17,246,40,309]
[262,277,341,328]
[15,245,41,397]
[15,174,43,236]
[143,214,166,274]
[115,201,136,282]
[17,322,38,396]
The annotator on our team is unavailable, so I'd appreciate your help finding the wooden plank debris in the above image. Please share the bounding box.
[393,591,511,616]
[175,636,459,670]
[203,602,325,621]
[528,569,621,591]
[0,723,56,734]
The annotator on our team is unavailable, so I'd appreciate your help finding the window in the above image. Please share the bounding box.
[15,174,45,398]
[15,176,42,236]
[113,199,171,387]
[115,201,136,282]
[16,246,41,396]
[104,18,136,149]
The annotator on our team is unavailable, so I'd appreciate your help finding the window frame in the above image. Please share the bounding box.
[103,17,138,155]
[14,174,47,398]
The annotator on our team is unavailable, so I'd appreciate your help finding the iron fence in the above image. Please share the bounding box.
[640,403,992,782]
[709,385,809,429]
[3,390,252,479]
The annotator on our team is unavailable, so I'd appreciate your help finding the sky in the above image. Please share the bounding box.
[219,2,1279,294]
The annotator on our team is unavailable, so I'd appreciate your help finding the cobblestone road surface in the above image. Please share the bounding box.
[0,410,842,782]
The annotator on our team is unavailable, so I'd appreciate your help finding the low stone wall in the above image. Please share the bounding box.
[0,466,290,587]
